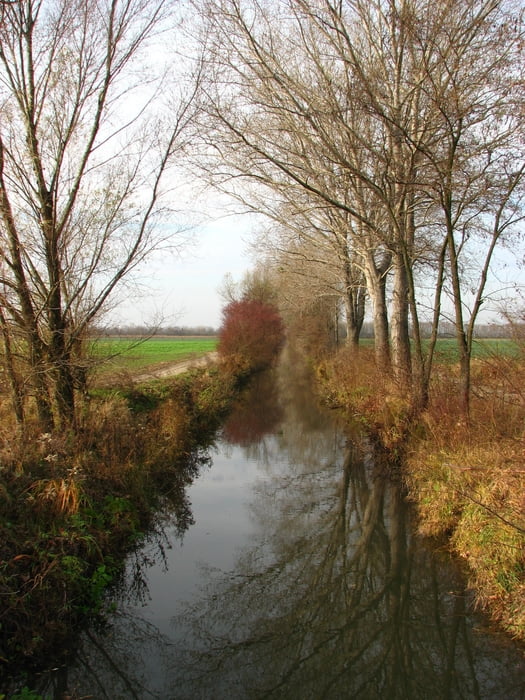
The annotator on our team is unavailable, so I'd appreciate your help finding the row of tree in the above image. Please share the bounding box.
[0,0,523,433]
[193,0,525,413]
[99,325,218,337]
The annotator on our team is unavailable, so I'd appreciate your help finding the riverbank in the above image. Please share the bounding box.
[0,359,242,680]
[317,346,525,644]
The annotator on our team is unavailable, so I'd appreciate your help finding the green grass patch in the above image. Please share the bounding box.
[354,337,519,362]
[431,338,520,362]
[89,336,218,374]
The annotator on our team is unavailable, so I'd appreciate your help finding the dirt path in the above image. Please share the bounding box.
[132,351,219,383]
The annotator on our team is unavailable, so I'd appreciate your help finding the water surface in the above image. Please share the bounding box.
[37,364,525,698]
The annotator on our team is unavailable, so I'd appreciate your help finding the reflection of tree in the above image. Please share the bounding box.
[170,434,525,700]
[28,611,175,700]
[10,451,213,699]
[122,447,213,606]
[24,368,525,698]
[223,360,344,483]
[222,372,284,446]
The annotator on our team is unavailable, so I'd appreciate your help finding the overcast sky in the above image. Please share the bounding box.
[107,212,524,331]
[109,213,256,329]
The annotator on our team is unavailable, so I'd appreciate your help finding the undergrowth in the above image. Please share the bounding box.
[318,346,525,643]
[0,361,241,684]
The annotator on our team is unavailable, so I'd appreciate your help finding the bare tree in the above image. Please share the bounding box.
[195,0,395,365]
[307,0,525,411]
[0,0,201,430]
[195,0,428,381]
[253,203,367,347]
[195,0,524,413]
[411,0,525,414]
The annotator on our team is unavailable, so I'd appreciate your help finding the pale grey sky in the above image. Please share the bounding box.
[110,226,524,330]
[111,214,255,329]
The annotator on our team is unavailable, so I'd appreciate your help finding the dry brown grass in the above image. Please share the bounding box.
[0,362,243,669]
[77,395,139,481]
[141,397,193,466]
[29,475,81,517]
[406,357,525,641]
[318,345,525,641]
[318,347,413,449]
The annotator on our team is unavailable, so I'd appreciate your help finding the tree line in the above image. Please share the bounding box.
[99,325,218,337]
[193,0,524,415]
[0,0,523,433]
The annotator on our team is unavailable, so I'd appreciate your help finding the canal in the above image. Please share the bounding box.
[26,359,525,698]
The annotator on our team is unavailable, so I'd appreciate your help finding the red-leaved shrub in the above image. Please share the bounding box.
[218,299,284,372]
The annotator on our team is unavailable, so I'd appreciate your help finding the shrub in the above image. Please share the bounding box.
[218,299,284,373]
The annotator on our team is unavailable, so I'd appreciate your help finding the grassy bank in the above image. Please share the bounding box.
[317,345,525,643]
[0,359,240,682]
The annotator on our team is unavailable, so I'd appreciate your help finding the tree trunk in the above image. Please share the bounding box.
[404,209,427,412]
[445,213,471,418]
[364,252,391,373]
[344,285,365,349]
[0,309,24,426]
[390,251,412,386]
[32,351,54,432]
[54,352,76,429]
[423,237,448,409]
[344,295,360,349]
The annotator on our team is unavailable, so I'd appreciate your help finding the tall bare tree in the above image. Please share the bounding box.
[294,0,525,411]
[409,0,525,414]
[195,0,524,412]
[0,0,200,430]
[196,0,395,365]
[253,202,367,348]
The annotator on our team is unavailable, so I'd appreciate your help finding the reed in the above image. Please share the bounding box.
[29,476,81,518]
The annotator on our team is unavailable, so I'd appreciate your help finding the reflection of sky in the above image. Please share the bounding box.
[58,368,525,699]
[128,442,273,636]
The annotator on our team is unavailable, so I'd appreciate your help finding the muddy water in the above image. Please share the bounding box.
[34,361,525,698]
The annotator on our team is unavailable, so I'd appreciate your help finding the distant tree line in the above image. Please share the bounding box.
[96,325,218,337]
[353,322,519,340]
[97,319,520,341]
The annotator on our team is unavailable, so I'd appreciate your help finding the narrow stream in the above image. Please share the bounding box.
[34,361,525,698]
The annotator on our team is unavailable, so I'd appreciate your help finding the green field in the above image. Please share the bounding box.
[90,336,218,374]
[431,337,520,362]
[89,335,518,376]
[357,337,519,360]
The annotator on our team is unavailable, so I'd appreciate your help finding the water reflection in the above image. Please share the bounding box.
[30,363,525,699]
[222,372,284,446]
[169,443,523,699]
